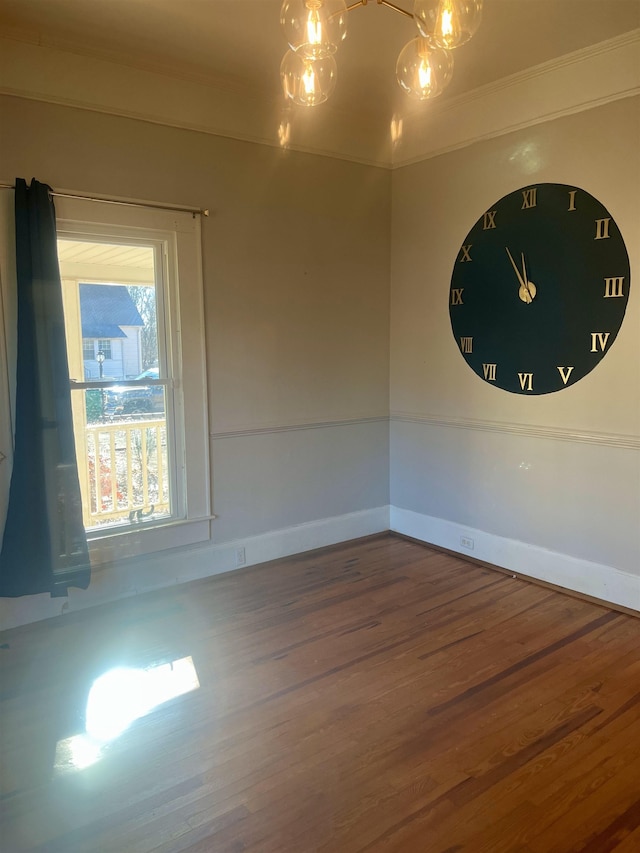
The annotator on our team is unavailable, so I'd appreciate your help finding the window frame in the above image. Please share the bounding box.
[55,198,212,566]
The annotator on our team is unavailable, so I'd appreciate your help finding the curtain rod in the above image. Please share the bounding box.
[0,183,209,217]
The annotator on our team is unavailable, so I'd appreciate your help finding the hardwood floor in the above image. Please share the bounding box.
[1,533,639,852]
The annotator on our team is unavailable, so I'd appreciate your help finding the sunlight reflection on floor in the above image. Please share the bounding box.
[53,655,199,775]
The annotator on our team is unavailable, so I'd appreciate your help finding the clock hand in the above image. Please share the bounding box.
[505,247,526,287]
[520,252,529,291]
[520,252,537,303]
[506,247,535,304]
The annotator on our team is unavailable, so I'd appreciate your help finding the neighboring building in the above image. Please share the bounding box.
[79,284,143,380]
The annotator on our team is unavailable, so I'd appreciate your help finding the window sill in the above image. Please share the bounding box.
[88,516,215,567]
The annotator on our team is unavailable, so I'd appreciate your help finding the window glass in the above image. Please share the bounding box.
[96,339,112,361]
[58,239,173,532]
[82,339,95,363]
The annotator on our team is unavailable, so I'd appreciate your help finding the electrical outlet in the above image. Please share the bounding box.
[235,546,246,567]
[460,536,474,550]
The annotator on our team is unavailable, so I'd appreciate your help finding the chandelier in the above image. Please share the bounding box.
[280,0,483,106]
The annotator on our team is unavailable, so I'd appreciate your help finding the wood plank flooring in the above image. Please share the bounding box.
[1,533,639,852]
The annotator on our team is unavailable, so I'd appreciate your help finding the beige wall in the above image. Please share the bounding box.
[0,97,390,426]
[390,97,640,607]
[0,95,391,627]
[1,90,638,624]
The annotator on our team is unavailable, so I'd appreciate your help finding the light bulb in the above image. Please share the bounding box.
[280,49,337,106]
[396,38,453,100]
[302,63,317,95]
[440,3,455,40]
[418,60,432,90]
[306,7,323,46]
[280,0,348,59]
[414,0,483,50]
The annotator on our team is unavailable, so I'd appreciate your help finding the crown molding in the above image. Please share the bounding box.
[435,28,639,112]
[391,412,640,450]
[392,29,640,168]
[0,34,391,169]
[1,29,638,169]
[0,25,258,97]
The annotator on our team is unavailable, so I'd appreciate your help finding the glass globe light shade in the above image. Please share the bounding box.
[396,38,453,100]
[281,50,337,106]
[413,0,483,50]
[280,0,348,59]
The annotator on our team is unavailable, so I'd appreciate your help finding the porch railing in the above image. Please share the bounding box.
[82,417,170,528]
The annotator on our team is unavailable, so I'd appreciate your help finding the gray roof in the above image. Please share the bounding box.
[80,284,144,339]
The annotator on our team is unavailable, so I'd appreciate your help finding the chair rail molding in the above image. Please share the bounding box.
[211,414,389,440]
[391,412,640,450]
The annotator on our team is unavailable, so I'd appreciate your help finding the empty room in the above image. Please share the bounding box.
[0,1,639,850]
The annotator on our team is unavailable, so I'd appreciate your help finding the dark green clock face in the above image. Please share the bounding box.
[449,183,630,395]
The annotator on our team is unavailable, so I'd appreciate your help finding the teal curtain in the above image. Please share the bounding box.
[0,178,90,597]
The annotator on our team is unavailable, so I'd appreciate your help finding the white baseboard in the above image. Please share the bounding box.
[0,505,391,631]
[390,506,639,613]
[3,503,636,631]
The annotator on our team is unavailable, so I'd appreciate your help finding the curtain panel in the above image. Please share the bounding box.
[0,178,90,597]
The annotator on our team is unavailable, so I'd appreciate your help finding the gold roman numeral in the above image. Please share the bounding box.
[557,366,574,385]
[604,277,624,298]
[521,188,537,209]
[450,288,464,305]
[518,372,533,391]
[568,190,577,211]
[595,218,611,240]
[460,337,473,354]
[483,210,497,230]
[482,363,497,381]
[590,332,611,352]
[459,245,472,263]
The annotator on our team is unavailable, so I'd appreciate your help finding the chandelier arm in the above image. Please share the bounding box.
[376,0,414,19]
[344,0,413,16]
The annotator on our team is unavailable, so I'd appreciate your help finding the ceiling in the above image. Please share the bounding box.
[57,239,155,285]
[1,0,639,124]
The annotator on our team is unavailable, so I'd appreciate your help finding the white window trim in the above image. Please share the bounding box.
[55,197,212,565]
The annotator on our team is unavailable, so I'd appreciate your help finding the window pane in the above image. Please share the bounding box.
[58,238,173,532]
[96,339,112,360]
[82,339,95,363]
[73,390,171,530]
[127,285,158,371]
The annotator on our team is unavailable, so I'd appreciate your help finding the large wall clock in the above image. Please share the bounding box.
[449,183,630,395]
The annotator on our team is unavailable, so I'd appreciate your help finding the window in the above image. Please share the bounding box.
[83,339,95,362]
[96,339,112,360]
[55,198,210,564]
